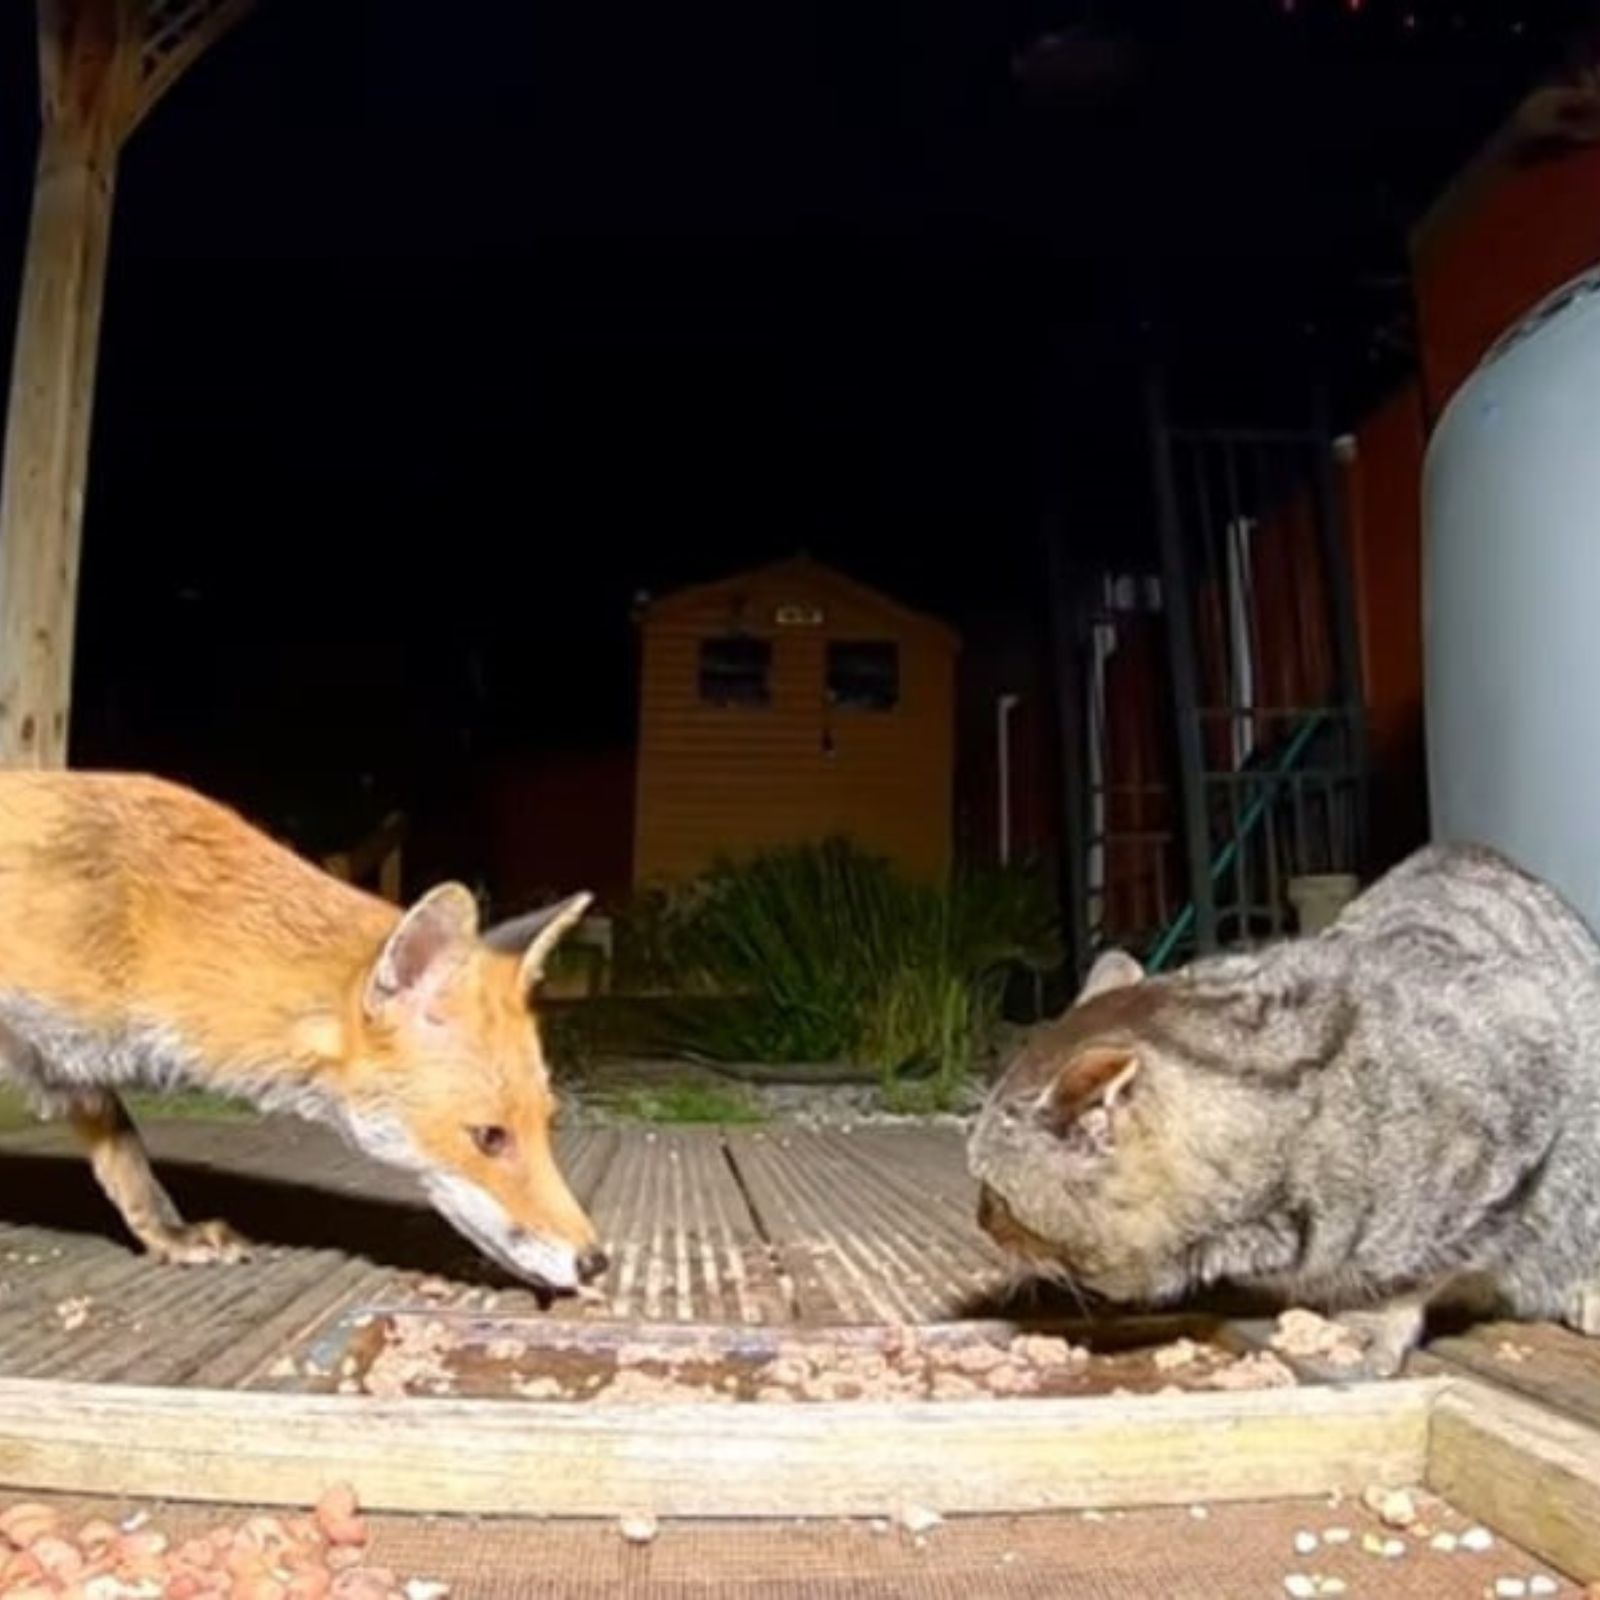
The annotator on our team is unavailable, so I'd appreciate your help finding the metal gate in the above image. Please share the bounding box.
[1141,371,1368,968]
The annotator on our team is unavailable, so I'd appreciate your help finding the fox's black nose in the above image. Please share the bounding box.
[576,1245,610,1284]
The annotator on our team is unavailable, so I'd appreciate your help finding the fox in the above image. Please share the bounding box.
[0,770,608,1292]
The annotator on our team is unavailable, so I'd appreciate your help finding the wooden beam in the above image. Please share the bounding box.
[0,0,249,769]
[128,0,253,135]
[1426,1379,1600,1583]
[0,3,135,768]
[0,1376,1440,1517]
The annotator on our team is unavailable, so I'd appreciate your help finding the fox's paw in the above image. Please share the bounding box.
[145,1219,251,1266]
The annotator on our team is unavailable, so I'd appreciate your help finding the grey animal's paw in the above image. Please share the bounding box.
[1329,1303,1427,1380]
[1562,1281,1600,1338]
[144,1218,252,1266]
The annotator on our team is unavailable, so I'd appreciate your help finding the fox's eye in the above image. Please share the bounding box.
[469,1125,513,1158]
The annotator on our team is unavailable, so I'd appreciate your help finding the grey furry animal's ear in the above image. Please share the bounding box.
[482,892,594,991]
[1076,949,1145,1005]
[1037,1045,1141,1152]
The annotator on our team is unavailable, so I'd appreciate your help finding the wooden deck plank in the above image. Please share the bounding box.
[726,1130,961,1323]
[582,1129,786,1324]
[3,1110,1597,1437]
[1411,1320,1600,1433]
[769,1127,1009,1316]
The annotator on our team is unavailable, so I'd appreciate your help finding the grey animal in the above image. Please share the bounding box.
[968,843,1600,1374]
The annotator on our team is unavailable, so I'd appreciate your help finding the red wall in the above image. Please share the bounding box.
[1345,383,1428,866]
[1413,143,1600,416]
[481,748,635,913]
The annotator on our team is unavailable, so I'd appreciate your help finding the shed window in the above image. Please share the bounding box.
[827,641,900,711]
[699,636,772,706]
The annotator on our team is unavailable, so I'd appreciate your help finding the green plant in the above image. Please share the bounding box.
[611,1079,767,1125]
[645,839,1060,1109]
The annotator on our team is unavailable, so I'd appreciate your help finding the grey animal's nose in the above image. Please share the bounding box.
[576,1245,610,1284]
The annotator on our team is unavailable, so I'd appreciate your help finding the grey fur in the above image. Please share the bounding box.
[969,843,1600,1363]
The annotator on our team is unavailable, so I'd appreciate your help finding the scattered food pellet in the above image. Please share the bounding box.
[1154,1338,1201,1371]
[315,1483,368,1547]
[1494,1580,1529,1598]
[1530,1578,1559,1596]
[896,1503,944,1536]
[1461,1527,1496,1553]
[0,1490,440,1598]
[1188,1506,1210,1521]
[1269,1307,1367,1366]
[619,1514,659,1545]
[1361,1485,1417,1528]
[1293,1531,1319,1555]
[1322,1527,1352,1545]
[1318,1580,1348,1597]
[1431,1532,1460,1553]
[1203,1351,1298,1391]
[1284,1576,1317,1598]
[55,1296,93,1331]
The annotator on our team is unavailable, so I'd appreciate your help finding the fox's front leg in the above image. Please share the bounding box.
[67,1091,249,1265]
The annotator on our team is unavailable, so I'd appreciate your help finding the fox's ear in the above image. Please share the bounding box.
[365,882,479,1019]
[483,891,594,991]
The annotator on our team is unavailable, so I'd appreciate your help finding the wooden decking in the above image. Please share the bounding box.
[0,1113,1597,1429]
[0,1117,1020,1389]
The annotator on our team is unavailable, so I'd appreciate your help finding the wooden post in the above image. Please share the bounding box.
[0,0,251,768]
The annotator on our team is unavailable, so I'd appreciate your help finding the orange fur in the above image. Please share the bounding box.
[0,771,602,1287]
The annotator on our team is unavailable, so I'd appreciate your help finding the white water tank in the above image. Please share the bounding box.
[1424,262,1600,935]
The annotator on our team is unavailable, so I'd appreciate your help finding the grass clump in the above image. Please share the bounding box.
[634,838,1059,1110]
[610,1079,767,1125]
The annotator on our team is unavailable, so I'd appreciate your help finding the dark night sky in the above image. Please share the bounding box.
[0,0,1587,848]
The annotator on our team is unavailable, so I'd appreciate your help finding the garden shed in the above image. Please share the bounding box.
[632,555,959,886]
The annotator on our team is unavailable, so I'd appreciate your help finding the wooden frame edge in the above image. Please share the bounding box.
[0,1374,1441,1519]
[1425,1377,1600,1584]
